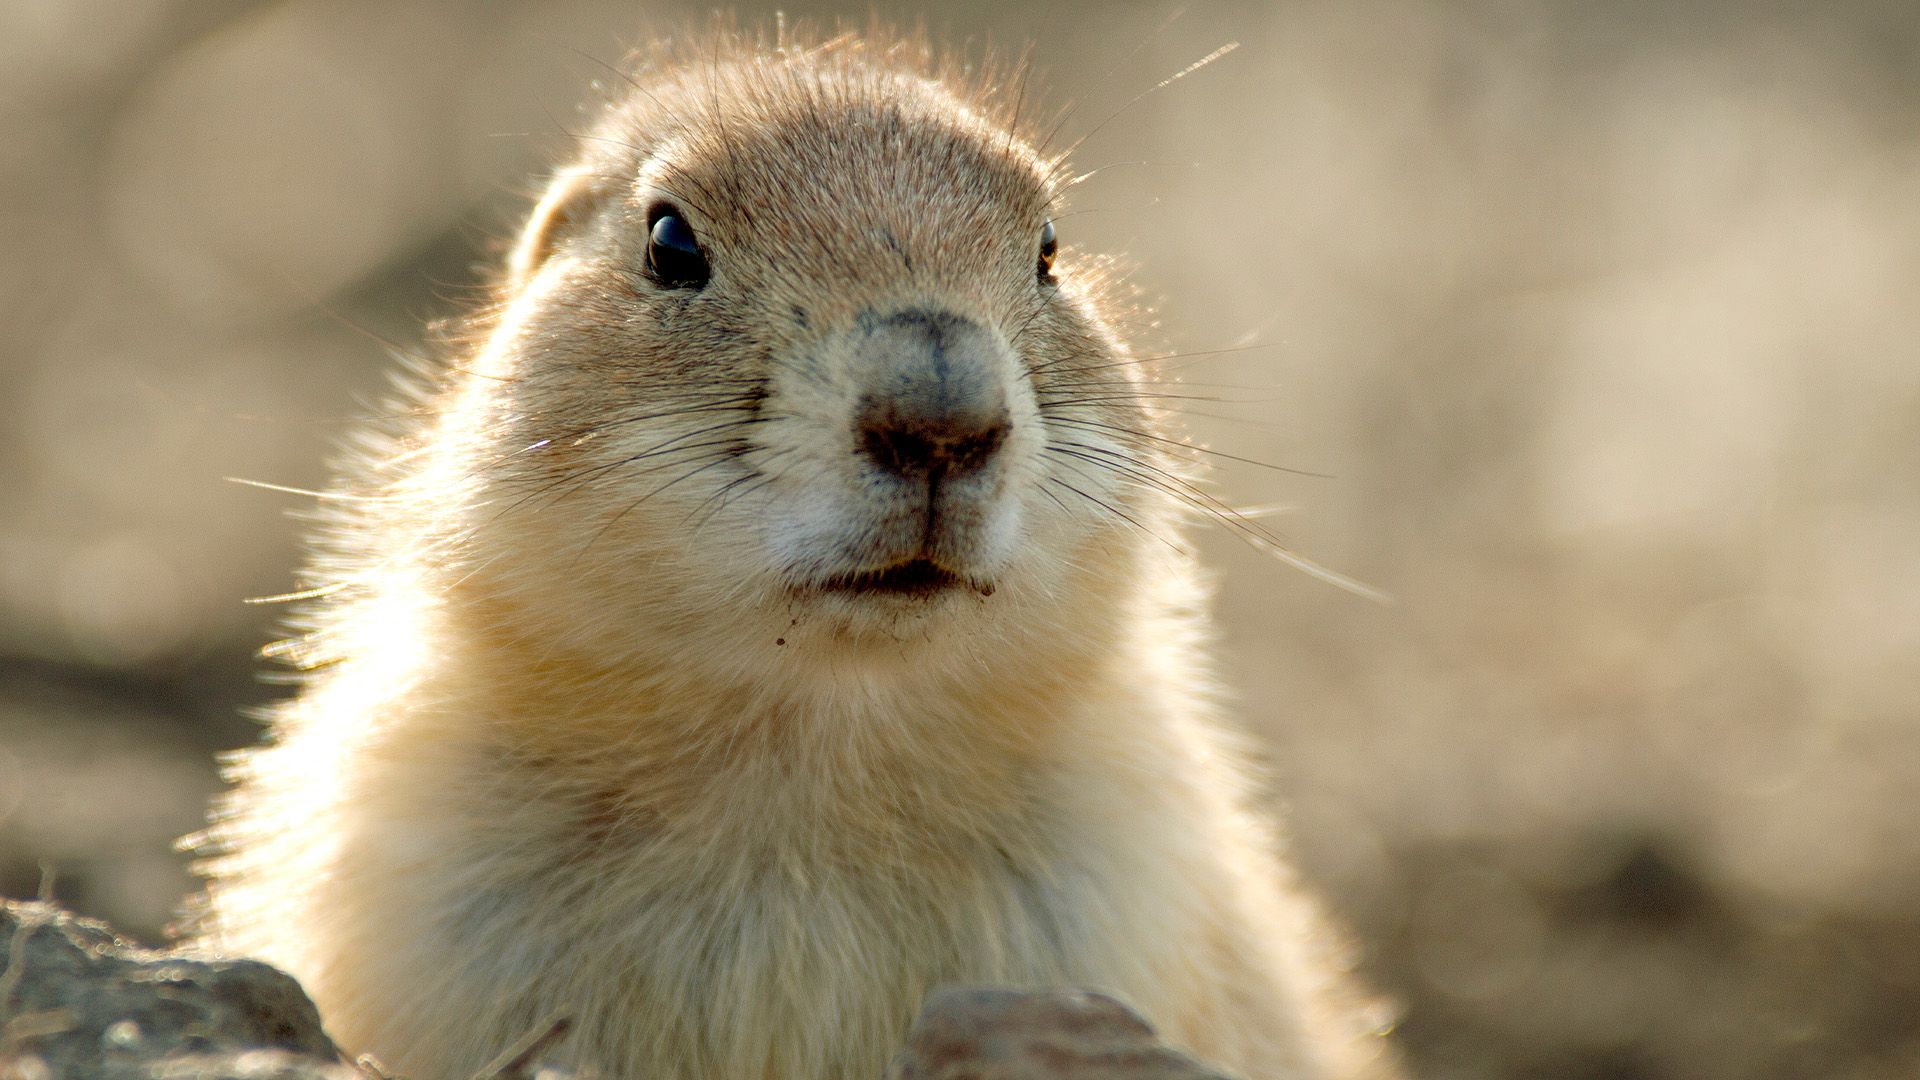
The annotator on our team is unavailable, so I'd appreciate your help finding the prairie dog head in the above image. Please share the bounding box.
[432,38,1180,682]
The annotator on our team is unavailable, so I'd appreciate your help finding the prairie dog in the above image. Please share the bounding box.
[190,29,1398,1080]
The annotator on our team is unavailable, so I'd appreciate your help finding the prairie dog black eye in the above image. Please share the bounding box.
[645,207,709,289]
[1037,220,1058,283]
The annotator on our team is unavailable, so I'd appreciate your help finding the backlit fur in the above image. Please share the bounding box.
[189,27,1399,1080]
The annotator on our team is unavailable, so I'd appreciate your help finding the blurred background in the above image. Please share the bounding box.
[3,1,1918,1076]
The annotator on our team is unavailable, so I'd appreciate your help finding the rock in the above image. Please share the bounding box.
[0,900,349,1080]
[883,987,1241,1080]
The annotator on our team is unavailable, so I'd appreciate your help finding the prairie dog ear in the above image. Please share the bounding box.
[508,167,599,287]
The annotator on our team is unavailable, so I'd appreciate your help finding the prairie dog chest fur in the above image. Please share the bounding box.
[191,28,1399,1080]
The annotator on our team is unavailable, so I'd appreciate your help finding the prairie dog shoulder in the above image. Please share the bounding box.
[192,28,1399,1080]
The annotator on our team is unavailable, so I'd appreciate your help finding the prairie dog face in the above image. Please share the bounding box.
[449,51,1168,670]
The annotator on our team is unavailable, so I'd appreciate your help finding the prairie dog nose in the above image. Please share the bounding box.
[852,310,1012,479]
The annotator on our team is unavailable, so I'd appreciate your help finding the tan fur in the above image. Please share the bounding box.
[188,27,1400,1080]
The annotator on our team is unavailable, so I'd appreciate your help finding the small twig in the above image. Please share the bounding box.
[0,919,32,1018]
[354,1053,403,1079]
[469,1012,574,1080]
[1,1007,77,1045]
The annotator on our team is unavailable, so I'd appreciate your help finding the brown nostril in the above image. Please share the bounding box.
[859,405,1010,479]
[848,308,1014,481]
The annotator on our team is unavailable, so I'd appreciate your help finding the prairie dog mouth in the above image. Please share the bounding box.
[816,558,980,598]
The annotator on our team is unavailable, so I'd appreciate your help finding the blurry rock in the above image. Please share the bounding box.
[884,987,1238,1080]
[0,900,347,1079]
